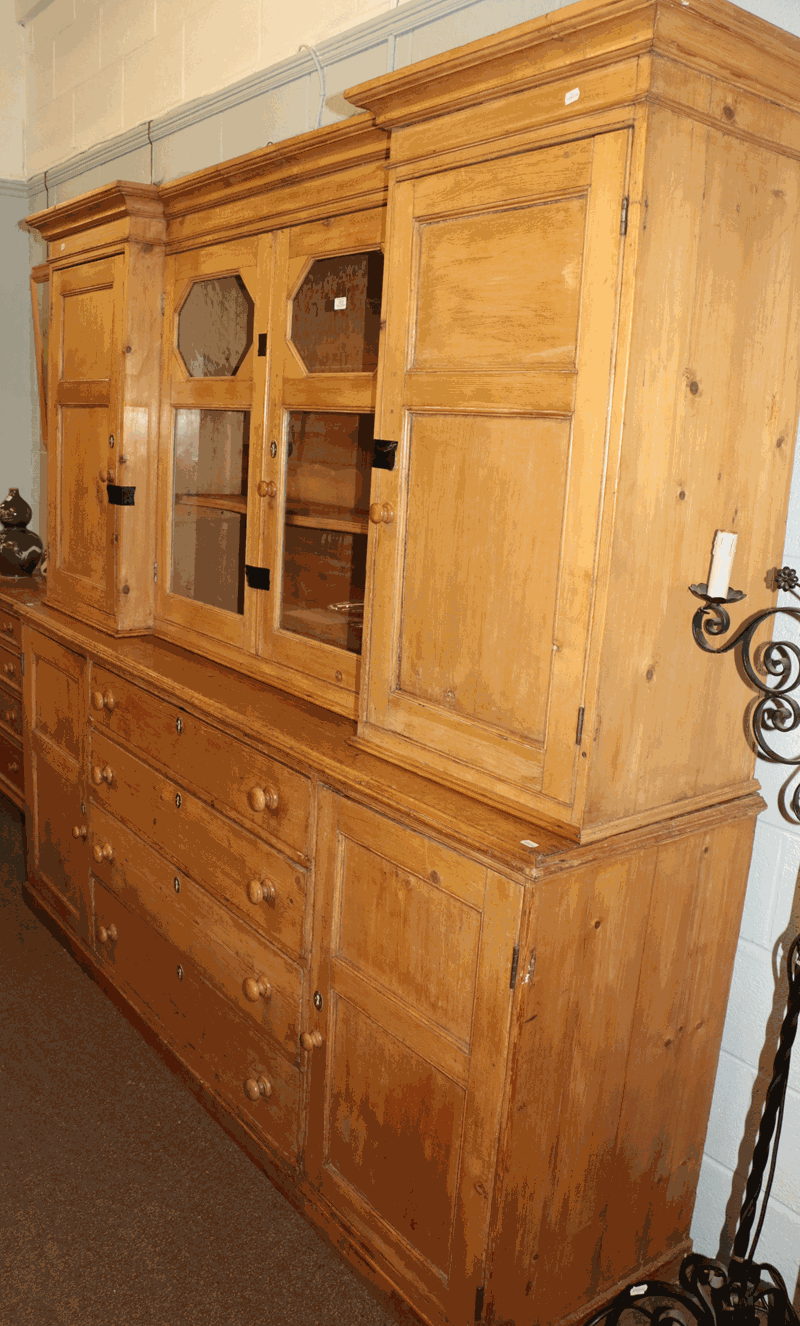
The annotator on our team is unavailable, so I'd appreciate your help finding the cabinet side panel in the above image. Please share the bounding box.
[586,106,800,830]
[487,809,757,1326]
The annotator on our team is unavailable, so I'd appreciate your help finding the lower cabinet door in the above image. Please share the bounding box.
[28,744,92,942]
[306,791,523,1325]
[93,875,302,1165]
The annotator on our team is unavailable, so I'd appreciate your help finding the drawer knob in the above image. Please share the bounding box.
[3,662,14,677]
[4,709,15,722]
[244,1075,272,1102]
[2,621,13,633]
[369,502,395,525]
[248,784,279,813]
[72,825,88,839]
[7,760,19,774]
[92,765,114,786]
[93,841,114,863]
[257,480,277,499]
[92,690,116,712]
[300,1029,323,1051]
[97,923,118,944]
[247,878,276,906]
[243,975,272,1003]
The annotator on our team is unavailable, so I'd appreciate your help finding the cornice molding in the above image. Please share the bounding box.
[0,179,28,199]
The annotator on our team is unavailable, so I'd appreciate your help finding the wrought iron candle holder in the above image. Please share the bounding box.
[690,566,800,819]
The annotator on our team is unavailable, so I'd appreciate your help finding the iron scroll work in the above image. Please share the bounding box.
[691,566,800,820]
[584,935,800,1326]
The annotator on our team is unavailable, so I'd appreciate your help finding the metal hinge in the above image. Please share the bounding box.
[620,196,629,236]
[161,293,165,315]
[575,705,585,745]
[475,1285,485,1321]
[20,652,25,677]
[153,561,157,583]
[510,944,520,990]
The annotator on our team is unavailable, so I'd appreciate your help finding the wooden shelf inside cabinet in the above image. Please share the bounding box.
[175,493,248,514]
[284,502,369,536]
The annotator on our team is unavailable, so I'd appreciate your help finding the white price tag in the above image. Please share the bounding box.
[334,296,347,310]
[565,87,580,105]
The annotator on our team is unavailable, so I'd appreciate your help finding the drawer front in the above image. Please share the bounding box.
[90,730,308,959]
[0,611,21,649]
[0,681,22,738]
[0,727,23,796]
[90,664,310,856]
[0,640,21,693]
[91,805,304,1059]
[94,877,302,1162]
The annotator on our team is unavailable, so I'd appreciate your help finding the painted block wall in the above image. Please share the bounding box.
[6,0,800,1307]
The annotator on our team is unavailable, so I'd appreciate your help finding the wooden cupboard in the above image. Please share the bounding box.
[15,0,800,1323]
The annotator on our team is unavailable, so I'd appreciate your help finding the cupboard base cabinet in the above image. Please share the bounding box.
[12,597,760,1326]
[16,0,800,1321]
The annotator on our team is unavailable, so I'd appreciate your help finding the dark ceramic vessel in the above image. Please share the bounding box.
[0,489,43,577]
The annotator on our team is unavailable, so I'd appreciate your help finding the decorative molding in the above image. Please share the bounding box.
[0,178,29,199]
[23,0,491,193]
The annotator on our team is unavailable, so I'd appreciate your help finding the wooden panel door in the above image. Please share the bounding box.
[360,131,631,824]
[23,628,91,942]
[48,256,122,618]
[306,791,522,1324]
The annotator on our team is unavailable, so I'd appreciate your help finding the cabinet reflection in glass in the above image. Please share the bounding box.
[172,408,249,614]
[281,411,373,653]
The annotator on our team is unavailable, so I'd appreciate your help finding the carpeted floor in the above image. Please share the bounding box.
[0,795,397,1326]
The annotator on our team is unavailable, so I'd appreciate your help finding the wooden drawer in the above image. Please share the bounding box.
[89,729,308,959]
[0,640,21,693]
[0,727,23,797]
[0,611,21,649]
[90,663,310,856]
[0,680,22,739]
[94,877,302,1162]
[91,805,304,1060]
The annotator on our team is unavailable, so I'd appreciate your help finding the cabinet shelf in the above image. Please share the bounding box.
[175,492,248,514]
[285,502,369,536]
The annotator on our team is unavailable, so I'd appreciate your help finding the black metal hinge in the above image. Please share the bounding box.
[257,333,267,356]
[107,484,136,506]
[245,564,271,591]
[620,196,629,236]
[510,945,520,990]
[475,1285,485,1321]
[575,705,585,745]
[373,438,398,471]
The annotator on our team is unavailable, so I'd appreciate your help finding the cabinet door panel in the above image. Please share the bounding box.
[48,257,121,617]
[307,792,522,1324]
[362,130,630,823]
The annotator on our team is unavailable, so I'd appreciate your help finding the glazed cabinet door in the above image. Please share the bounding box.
[306,791,522,1325]
[23,627,91,941]
[156,235,271,652]
[255,211,384,716]
[361,130,631,824]
[47,256,123,619]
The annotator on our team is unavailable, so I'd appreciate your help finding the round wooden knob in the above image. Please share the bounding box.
[3,662,14,677]
[248,784,279,812]
[2,621,12,633]
[257,480,277,498]
[244,1075,272,1102]
[92,691,104,710]
[97,923,118,944]
[369,502,395,525]
[72,825,87,839]
[300,1029,323,1051]
[243,975,272,1002]
[7,760,19,774]
[92,690,115,712]
[4,710,14,722]
[93,841,114,862]
[246,878,277,905]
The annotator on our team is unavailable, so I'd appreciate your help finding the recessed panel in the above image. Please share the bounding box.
[398,414,571,743]
[327,997,464,1274]
[171,409,249,614]
[34,659,81,760]
[413,198,586,370]
[60,406,111,585]
[338,838,480,1043]
[62,285,113,380]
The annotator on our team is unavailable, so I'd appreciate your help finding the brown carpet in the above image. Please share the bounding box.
[0,795,397,1326]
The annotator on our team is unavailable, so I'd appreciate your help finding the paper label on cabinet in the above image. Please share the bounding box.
[334,297,347,310]
[565,88,580,105]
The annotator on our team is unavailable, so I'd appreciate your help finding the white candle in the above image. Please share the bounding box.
[707,530,738,599]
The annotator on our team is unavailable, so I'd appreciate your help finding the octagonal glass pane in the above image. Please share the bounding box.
[178,275,254,378]
[291,251,383,374]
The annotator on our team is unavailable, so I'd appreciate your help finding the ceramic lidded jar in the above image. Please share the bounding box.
[0,489,43,577]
